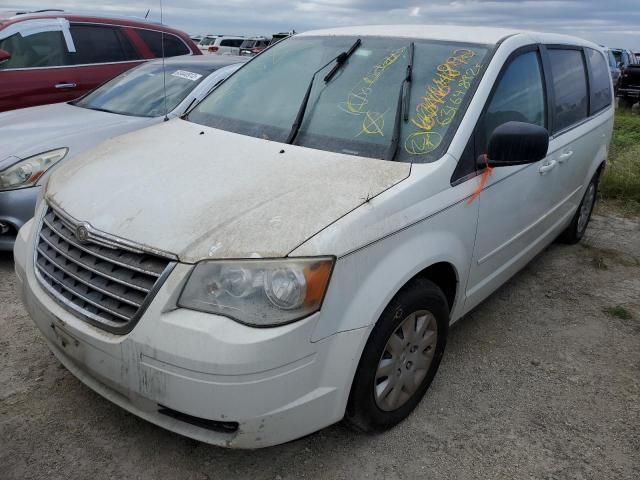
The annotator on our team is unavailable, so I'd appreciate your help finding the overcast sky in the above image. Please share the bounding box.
[2,0,639,49]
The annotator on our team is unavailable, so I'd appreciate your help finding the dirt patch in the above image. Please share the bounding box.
[1,213,639,479]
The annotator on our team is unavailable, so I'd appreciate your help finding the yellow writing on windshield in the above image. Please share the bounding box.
[409,49,474,134]
[406,49,482,156]
[339,47,406,136]
[360,110,387,136]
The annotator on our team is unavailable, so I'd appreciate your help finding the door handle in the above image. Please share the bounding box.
[539,159,557,175]
[558,151,574,163]
[55,83,78,90]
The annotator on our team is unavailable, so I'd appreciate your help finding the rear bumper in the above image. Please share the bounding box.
[14,214,368,448]
[617,88,640,98]
[0,186,39,251]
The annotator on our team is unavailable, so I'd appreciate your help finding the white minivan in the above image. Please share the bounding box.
[14,25,613,448]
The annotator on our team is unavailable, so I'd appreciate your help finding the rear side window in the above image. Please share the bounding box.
[220,39,243,47]
[586,48,612,113]
[70,25,138,64]
[0,31,69,68]
[479,50,546,151]
[548,49,588,132]
[135,29,190,57]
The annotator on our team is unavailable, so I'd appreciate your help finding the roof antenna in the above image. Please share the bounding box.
[160,0,169,122]
[144,9,150,19]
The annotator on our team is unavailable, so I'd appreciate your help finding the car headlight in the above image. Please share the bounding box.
[178,257,334,327]
[0,148,68,191]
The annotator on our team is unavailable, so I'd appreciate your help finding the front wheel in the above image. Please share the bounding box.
[345,278,449,432]
[558,171,599,244]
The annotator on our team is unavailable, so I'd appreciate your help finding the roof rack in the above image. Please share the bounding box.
[13,9,64,15]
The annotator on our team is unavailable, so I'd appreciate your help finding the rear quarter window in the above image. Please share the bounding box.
[220,39,243,47]
[547,48,588,132]
[586,48,612,114]
[135,29,190,57]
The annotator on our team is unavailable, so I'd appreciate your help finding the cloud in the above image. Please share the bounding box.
[3,0,638,48]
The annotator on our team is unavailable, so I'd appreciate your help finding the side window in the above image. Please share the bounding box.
[70,25,138,64]
[479,50,546,152]
[220,39,234,47]
[586,48,612,114]
[135,29,190,57]
[547,49,588,132]
[0,30,70,69]
[163,34,190,56]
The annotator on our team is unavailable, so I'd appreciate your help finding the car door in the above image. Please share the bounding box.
[465,46,562,309]
[0,19,82,111]
[544,46,605,220]
[69,23,143,97]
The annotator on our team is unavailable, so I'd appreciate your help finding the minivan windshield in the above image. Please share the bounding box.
[73,62,213,117]
[189,36,489,162]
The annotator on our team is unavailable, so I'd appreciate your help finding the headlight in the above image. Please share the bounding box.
[0,148,68,191]
[178,257,334,327]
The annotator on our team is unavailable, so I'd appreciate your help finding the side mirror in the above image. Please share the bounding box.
[480,121,549,168]
[0,49,11,65]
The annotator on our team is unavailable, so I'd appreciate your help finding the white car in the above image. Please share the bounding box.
[0,55,246,251]
[198,35,245,55]
[15,25,613,448]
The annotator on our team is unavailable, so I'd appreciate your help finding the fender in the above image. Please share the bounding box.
[310,195,477,342]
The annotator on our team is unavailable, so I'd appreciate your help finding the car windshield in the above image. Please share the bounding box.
[200,37,216,46]
[73,62,213,117]
[189,36,489,162]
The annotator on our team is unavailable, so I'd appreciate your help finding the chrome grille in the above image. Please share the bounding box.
[34,206,174,334]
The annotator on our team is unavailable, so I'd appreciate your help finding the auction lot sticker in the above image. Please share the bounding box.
[171,70,203,81]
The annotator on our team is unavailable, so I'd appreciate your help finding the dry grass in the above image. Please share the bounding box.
[600,108,640,214]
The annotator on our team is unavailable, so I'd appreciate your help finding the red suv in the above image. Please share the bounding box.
[0,11,201,112]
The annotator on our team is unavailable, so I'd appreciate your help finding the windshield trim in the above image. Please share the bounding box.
[189,35,498,164]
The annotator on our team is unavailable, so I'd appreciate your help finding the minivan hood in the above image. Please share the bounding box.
[47,120,410,262]
[0,103,148,160]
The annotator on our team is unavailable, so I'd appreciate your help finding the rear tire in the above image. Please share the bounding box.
[345,278,449,432]
[558,170,600,244]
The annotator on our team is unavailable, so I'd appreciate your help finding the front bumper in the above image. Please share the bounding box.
[14,216,367,448]
[0,185,39,251]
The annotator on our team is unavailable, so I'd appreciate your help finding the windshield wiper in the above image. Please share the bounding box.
[285,38,361,145]
[386,42,415,161]
[323,39,362,83]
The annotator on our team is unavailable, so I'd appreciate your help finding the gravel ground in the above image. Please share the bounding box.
[1,213,639,480]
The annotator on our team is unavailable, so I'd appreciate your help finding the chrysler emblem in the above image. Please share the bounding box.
[75,223,90,243]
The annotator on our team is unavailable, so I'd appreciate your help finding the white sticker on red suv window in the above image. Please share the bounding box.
[171,70,203,81]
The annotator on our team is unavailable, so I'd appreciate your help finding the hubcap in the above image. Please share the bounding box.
[374,310,438,411]
[577,183,595,233]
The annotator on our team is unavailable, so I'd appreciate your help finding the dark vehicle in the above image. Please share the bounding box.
[610,48,640,107]
[610,48,635,70]
[269,31,295,45]
[0,11,200,112]
[239,37,270,56]
[604,48,621,93]
[618,62,640,108]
